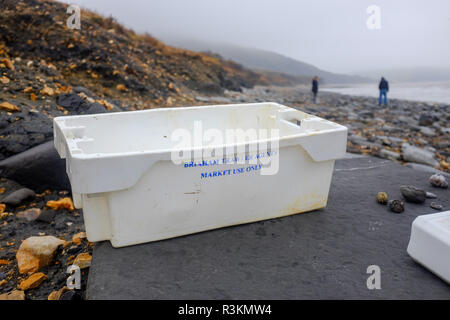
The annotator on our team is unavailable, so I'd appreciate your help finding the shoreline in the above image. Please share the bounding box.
[321,81,450,105]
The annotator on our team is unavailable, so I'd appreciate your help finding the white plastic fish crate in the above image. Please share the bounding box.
[54,102,347,247]
[407,211,450,284]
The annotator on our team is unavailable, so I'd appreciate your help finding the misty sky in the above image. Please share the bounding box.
[59,0,450,74]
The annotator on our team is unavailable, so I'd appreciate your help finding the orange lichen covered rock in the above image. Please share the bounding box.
[72,232,87,245]
[0,290,25,300]
[40,86,55,96]
[0,101,20,112]
[48,287,70,300]
[46,197,74,211]
[0,58,15,71]
[16,236,65,274]
[18,272,47,290]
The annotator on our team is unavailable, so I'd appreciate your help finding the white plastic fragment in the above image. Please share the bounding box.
[407,210,450,284]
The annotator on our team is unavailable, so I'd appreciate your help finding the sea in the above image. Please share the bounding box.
[321,82,450,105]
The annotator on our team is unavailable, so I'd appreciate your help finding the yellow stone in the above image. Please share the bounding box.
[46,197,74,211]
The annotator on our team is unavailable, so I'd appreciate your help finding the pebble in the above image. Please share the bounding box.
[36,209,56,223]
[400,185,426,204]
[388,200,404,213]
[1,188,35,206]
[73,252,92,269]
[16,208,41,222]
[430,202,443,211]
[428,174,448,189]
[425,192,437,199]
[376,192,388,205]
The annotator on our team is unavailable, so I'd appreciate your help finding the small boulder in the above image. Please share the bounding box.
[400,185,426,204]
[0,141,71,192]
[16,236,65,274]
[1,188,35,206]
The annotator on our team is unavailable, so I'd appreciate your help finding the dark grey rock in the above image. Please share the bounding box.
[56,93,83,110]
[87,157,450,300]
[1,188,35,206]
[84,102,107,115]
[60,290,82,300]
[400,185,426,204]
[0,141,71,192]
[418,114,434,126]
[388,199,405,213]
[73,86,94,97]
[36,209,57,223]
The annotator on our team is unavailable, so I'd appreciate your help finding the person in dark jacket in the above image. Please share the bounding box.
[312,76,319,104]
[378,77,389,106]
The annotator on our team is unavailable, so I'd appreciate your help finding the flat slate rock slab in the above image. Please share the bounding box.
[87,156,450,299]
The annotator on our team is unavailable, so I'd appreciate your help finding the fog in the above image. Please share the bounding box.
[59,0,450,74]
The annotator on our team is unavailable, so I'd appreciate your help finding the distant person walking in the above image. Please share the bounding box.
[312,76,319,104]
[378,77,389,106]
